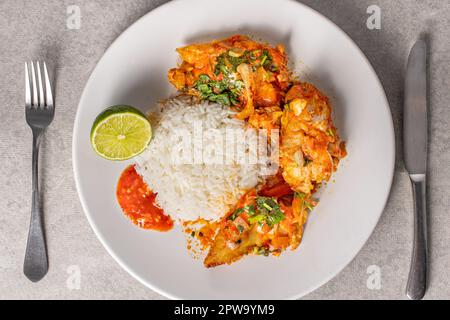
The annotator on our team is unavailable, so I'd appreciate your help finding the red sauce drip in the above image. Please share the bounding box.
[116,165,173,232]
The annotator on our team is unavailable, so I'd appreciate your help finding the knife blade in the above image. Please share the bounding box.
[404,39,428,300]
[404,40,428,174]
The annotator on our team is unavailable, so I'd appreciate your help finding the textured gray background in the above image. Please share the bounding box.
[0,0,448,300]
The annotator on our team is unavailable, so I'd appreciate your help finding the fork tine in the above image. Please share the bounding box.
[43,62,53,108]
[25,62,31,107]
[36,62,44,107]
[30,61,38,107]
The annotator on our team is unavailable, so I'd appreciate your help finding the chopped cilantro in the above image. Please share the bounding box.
[208,93,231,106]
[259,50,275,71]
[253,197,285,227]
[266,209,285,227]
[228,205,256,221]
[260,55,268,66]
[228,207,244,221]
[197,74,211,83]
[194,74,242,107]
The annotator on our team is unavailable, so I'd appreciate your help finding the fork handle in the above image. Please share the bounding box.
[24,130,48,282]
[406,174,428,300]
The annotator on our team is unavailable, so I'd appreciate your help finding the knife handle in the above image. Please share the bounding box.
[406,174,428,300]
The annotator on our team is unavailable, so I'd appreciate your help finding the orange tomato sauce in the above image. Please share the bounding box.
[116,165,173,232]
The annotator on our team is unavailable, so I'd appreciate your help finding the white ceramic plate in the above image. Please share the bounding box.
[73,0,394,299]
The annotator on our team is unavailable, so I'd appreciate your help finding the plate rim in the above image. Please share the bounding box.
[72,0,395,300]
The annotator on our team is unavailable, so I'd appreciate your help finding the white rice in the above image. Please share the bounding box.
[135,96,265,222]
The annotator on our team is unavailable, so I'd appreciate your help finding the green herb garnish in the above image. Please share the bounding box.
[228,207,244,221]
[214,55,227,76]
[259,50,275,70]
[266,209,286,227]
[208,93,231,106]
[198,74,211,83]
[254,246,271,256]
[228,205,256,221]
[254,197,286,227]
[196,47,276,107]
[246,205,256,216]
[304,201,314,211]
[256,197,279,213]
[260,55,268,66]
[294,192,306,199]
[294,192,315,211]
[248,214,266,224]
[194,74,242,107]
[326,129,335,137]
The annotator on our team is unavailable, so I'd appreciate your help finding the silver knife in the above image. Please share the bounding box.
[404,39,428,300]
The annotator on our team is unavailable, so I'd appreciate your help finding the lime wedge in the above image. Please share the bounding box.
[90,105,152,161]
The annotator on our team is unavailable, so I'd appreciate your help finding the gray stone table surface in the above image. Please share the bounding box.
[0,0,449,300]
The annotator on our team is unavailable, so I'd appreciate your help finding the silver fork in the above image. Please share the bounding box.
[24,61,54,282]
